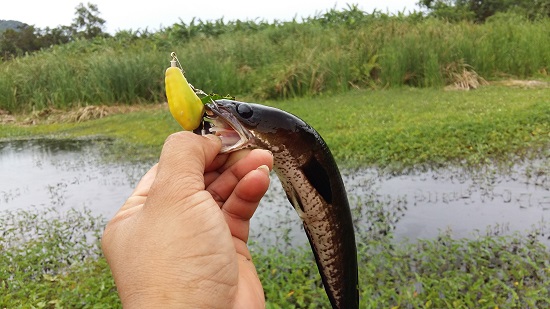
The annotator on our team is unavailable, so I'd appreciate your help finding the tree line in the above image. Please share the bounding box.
[1,3,107,60]
[1,0,549,61]
[418,0,550,22]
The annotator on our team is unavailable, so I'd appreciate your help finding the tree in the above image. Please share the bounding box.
[39,26,72,47]
[0,2,110,60]
[0,29,18,58]
[467,0,520,22]
[71,2,108,39]
[418,0,550,22]
[0,25,40,59]
[417,0,475,21]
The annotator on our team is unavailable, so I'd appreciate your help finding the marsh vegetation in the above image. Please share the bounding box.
[1,4,549,308]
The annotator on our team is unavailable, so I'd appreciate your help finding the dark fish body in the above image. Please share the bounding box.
[202,99,359,309]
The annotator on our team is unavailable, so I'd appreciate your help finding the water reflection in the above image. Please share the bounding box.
[250,161,550,249]
[1,139,548,250]
[0,139,150,216]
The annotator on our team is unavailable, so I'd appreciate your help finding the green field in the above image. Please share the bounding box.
[1,86,549,308]
[2,86,549,169]
[1,7,550,308]
[2,192,550,308]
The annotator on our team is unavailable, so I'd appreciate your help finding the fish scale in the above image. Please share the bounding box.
[272,148,345,305]
[200,99,359,309]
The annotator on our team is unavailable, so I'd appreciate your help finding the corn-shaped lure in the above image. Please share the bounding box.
[165,55,204,131]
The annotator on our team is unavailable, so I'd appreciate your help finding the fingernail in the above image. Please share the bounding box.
[260,149,273,156]
[204,134,220,143]
[256,165,270,174]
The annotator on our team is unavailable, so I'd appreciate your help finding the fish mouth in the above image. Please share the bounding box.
[195,102,252,153]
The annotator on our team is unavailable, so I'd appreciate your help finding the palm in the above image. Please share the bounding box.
[102,135,272,308]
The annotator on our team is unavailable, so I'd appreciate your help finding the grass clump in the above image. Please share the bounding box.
[0,43,165,112]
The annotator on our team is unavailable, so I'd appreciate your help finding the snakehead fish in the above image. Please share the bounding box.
[195,99,359,309]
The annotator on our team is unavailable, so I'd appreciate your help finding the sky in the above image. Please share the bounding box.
[2,0,420,34]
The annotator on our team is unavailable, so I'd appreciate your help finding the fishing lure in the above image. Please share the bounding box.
[164,52,204,131]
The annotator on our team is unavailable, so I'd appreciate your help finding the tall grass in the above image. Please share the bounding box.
[0,42,166,111]
[0,10,549,112]
[377,15,550,87]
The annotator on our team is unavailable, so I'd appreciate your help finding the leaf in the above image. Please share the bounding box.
[200,93,236,104]
[43,273,59,282]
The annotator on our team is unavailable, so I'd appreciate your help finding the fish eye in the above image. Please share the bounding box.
[236,103,253,119]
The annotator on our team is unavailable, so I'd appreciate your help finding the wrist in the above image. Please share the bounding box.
[121,289,203,308]
[118,279,236,308]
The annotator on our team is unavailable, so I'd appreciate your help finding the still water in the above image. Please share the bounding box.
[1,139,548,248]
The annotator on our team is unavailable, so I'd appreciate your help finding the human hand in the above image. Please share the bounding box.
[101,132,273,308]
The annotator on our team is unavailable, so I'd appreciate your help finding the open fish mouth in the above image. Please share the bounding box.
[194,102,252,153]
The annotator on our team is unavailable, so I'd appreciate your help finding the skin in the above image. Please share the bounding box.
[206,100,359,309]
[101,132,273,308]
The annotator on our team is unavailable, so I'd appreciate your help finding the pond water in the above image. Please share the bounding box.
[0,139,148,217]
[1,139,549,249]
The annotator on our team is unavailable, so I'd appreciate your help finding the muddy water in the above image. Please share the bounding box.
[0,139,149,216]
[1,139,548,249]
[252,162,550,249]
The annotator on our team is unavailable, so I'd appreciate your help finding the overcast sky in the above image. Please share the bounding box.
[3,0,420,34]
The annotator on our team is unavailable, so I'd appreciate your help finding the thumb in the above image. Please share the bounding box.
[145,132,221,210]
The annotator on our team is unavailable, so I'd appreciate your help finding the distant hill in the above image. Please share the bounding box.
[0,20,28,33]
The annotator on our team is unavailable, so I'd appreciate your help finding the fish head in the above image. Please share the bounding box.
[198,99,306,153]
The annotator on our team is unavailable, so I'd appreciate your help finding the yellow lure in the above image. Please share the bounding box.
[165,55,204,131]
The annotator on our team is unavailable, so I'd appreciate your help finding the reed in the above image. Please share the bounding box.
[0,11,548,112]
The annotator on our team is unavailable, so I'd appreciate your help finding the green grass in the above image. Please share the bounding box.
[259,234,550,308]
[2,8,549,307]
[2,86,548,169]
[1,88,549,307]
[278,86,550,169]
[0,108,178,162]
[1,11,549,112]
[2,207,549,308]
[1,84,549,308]
[0,208,118,307]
